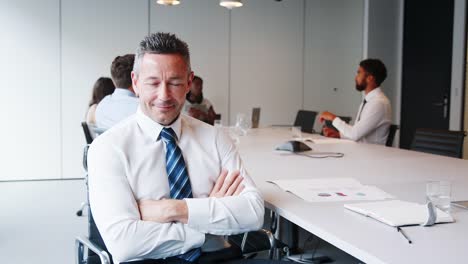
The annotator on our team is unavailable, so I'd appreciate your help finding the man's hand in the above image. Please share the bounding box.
[209,169,245,198]
[322,127,340,138]
[138,199,188,224]
[319,111,337,123]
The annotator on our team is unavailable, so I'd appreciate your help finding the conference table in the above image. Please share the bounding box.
[236,127,468,264]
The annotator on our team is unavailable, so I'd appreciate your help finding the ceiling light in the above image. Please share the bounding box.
[156,0,180,6]
[220,0,243,9]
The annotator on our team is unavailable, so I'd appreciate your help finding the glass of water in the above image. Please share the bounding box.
[235,113,251,136]
[426,181,451,212]
[291,126,302,139]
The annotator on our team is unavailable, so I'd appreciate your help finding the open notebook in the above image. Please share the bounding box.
[345,200,454,227]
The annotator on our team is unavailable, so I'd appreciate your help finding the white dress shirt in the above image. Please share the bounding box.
[88,108,264,263]
[183,98,213,114]
[332,87,392,145]
[95,88,139,130]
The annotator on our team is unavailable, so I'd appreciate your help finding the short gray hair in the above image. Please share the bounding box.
[133,32,191,75]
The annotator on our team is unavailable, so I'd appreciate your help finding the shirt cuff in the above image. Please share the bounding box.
[185,197,211,229]
[332,117,344,131]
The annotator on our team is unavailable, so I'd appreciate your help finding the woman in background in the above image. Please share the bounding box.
[86,77,115,124]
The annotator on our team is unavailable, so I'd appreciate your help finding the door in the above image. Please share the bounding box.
[400,0,454,149]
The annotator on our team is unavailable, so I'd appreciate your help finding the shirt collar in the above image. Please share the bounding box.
[136,108,182,142]
[114,88,137,97]
[364,87,382,102]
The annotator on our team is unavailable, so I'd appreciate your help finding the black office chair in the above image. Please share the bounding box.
[228,211,288,260]
[76,145,113,264]
[293,110,318,133]
[410,128,466,158]
[386,124,399,147]
[82,122,94,144]
[77,122,99,217]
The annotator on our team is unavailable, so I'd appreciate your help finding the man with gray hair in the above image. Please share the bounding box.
[88,33,280,264]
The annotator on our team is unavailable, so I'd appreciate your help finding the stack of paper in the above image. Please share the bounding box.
[268,178,394,202]
[344,200,454,226]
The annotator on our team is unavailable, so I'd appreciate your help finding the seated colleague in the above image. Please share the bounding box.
[88,33,273,264]
[184,75,216,125]
[86,77,115,125]
[95,54,139,130]
[319,59,392,145]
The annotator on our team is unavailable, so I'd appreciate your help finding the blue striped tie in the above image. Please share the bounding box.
[160,127,201,262]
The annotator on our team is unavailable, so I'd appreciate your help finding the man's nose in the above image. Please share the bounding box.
[158,83,170,100]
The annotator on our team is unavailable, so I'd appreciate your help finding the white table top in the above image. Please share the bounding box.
[237,127,468,264]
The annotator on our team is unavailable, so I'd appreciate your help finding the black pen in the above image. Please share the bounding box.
[397,226,412,244]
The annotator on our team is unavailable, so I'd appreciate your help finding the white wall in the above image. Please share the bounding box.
[303,0,364,130]
[230,0,305,126]
[1,0,367,180]
[0,0,61,181]
[61,0,149,180]
[366,0,403,125]
[364,0,404,147]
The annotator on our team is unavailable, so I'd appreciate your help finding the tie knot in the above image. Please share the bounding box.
[160,127,177,143]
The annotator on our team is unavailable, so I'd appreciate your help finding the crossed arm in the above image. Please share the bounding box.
[138,169,245,224]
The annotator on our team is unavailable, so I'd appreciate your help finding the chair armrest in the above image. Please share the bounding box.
[75,236,111,264]
[241,229,276,259]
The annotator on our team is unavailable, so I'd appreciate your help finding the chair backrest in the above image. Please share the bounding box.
[386,124,399,147]
[81,122,94,144]
[339,116,352,124]
[87,207,112,262]
[410,128,465,158]
[293,110,318,133]
[79,145,114,263]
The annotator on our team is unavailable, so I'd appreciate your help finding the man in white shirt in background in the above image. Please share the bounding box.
[88,33,281,264]
[319,59,392,145]
[95,54,139,130]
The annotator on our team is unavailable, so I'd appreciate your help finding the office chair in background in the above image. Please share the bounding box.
[386,124,399,147]
[410,128,466,158]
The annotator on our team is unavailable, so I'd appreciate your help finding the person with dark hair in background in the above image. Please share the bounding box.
[95,54,139,129]
[86,77,115,125]
[319,58,392,145]
[184,75,216,125]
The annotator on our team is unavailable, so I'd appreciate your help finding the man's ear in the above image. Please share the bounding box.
[131,71,140,96]
[367,74,376,84]
[186,71,194,93]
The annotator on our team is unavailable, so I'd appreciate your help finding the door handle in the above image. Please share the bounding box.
[431,94,449,119]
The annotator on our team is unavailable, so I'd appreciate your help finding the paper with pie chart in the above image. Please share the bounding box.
[268,178,394,202]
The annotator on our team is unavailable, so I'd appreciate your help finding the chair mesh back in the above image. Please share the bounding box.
[386,124,399,147]
[410,128,465,158]
[293,110,318,133]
